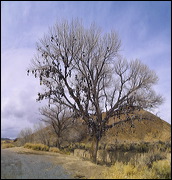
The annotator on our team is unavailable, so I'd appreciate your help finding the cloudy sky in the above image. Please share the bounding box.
[1,1,171,139]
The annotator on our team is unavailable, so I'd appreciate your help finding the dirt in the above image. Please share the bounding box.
[1,147,108,179]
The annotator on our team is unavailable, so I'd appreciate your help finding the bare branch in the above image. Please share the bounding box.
[28,19,163,162]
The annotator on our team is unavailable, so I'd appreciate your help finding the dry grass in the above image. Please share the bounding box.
[1,140,15,149]
[49,147,61,153]
[95,151,171,179]
[1,143,15,149]
[98,161,171,179]
[24,143,49,151]
[103,110,171,144]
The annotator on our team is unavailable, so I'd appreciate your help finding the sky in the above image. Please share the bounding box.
[1,1,171,139]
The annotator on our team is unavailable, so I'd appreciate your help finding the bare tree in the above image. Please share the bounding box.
[64,120,87,144]
[33,122,51,146]
[28,19,163,163]
[18,127,33,145]
[39,104,73,149]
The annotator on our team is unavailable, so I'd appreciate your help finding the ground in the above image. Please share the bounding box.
[1,147,108,179]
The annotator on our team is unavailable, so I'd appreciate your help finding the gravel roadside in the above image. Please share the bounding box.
[1,148,73,179]
[1,147,107,179]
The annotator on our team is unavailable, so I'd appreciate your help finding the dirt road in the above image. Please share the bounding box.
[1,147,107,179]
[1,148,73,179]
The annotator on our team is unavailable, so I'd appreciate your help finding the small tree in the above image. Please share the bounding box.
[39,104,73,149]
[33,122,51,146]
[18,127,33,145]
[28,19,163,163]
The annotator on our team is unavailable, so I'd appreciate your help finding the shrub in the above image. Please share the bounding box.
[121,144,131,152]
[137,151,167,168]
[2,143,15,149]
[67,142,92,151]
[152,159,171,179]
[99,160,171,179]
[101,162,144,179]
[63,150,71,155]
[49,147,61,153]
[24,143,49,151]
[94,151,171,179]
[24,143,32,149]
[137,142,149,153]
[105,142,151,153]
[123,163,137,176]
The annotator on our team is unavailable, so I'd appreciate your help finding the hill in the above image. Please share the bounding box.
[1,138,11,141]
[16,109,171,147]
[100,109,171,144]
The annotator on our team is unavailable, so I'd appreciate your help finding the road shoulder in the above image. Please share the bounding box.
[3,147,108,179]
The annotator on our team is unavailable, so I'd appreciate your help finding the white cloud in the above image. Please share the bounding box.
[1,1,171,139]
[1,48,44,138]
[1,116,34,139]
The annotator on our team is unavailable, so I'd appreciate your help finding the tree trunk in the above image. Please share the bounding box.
[90,136,99,164]
[56,138,61,149]
[47,140,50,147]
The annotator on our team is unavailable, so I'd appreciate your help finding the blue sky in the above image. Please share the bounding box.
[1,1,171,138]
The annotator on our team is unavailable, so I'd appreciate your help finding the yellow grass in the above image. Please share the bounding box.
[91,151,171,179]
[49,147,61,153]
[1,143,15,149]
[24,143,49,151]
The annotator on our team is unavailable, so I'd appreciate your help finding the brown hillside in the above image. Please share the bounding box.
[101,110,171,144]
[21,109,171,147]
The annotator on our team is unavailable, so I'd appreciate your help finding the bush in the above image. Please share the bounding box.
[136,151,167,168]
[67,142,91,151]
[1,143,15,149]
[99,159,171,179]
[24,143,49,151]
[152,159,171,179]
[49,147,61,153]
[24,143,32,149]
[101,162,144,179]
[93,150,171,179]
[120,144,131,152]
[62,150,71,155]
[123,163,137,176]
